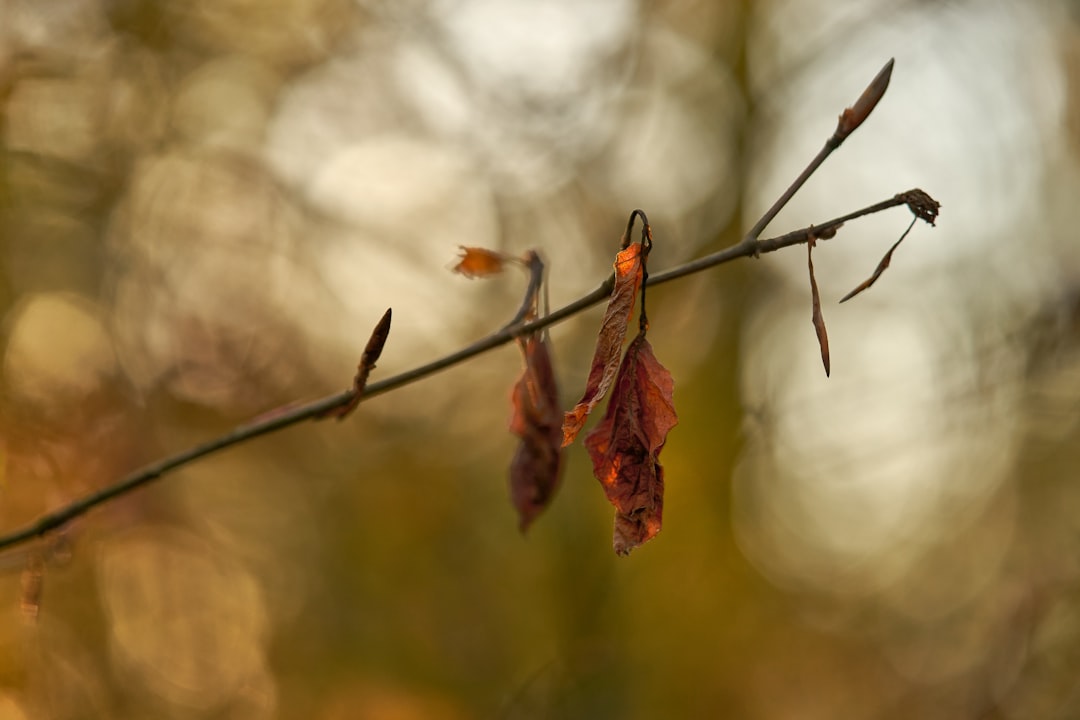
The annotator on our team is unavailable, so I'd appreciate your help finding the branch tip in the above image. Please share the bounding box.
[835,57,894,142]
[322,308,394,421]
[363,308,393,366]
[747,60,893,241]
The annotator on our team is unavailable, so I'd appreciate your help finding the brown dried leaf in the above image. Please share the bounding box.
[838,191,938,303]
[839,217,918,304]
[897,188,941,226]
[452,246,510,278]
[808,242,830,376]
[836,58,894,141]
[509,335,563,531]
[562,242,645,446]
[584,333,677,556]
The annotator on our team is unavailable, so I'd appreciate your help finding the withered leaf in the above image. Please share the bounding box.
[584,332,677,556]
[453,246,510,278]
[808,241,830,376]
[839,218,916,304]
[562,242,645,446]
[839,192,938,303]
[897,189,940,226]
[509,335,563,532]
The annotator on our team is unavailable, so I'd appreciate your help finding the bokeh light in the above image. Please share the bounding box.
[4,1,1080,718]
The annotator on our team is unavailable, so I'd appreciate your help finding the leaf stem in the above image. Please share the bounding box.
[504,251,546,329]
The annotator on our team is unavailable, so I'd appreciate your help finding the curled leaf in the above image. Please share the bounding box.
[838,190,938,303]
[452,246,511,278]
[839,218,916,304]
[562,242,645,446]
[584,333,677,556]
[509,335,563,531]
[808,242,830,376]
[835,58,894,142]
[897,188,941,225]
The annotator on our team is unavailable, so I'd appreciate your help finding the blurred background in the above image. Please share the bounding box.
[2,0,1080,717]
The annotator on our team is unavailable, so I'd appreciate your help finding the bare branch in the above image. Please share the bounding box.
[0,189,938,554]
[744,58,895,244]
[0,58,937,554]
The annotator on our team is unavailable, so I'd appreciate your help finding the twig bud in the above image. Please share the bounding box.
[834,58,894,143]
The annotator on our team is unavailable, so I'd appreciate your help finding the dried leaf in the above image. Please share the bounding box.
[808,242,830,376]
[839,218,917,304]
[562,242,645,446]
[509,335,563,531]
[836,58,894,141]
[584,333,677,556]
[840,191,939,303]
[453,246,510,278]
[896,188,941,226]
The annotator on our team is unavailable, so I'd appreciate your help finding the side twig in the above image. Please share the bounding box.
[741,58,893,247]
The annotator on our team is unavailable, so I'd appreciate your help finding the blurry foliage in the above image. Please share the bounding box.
[2,1,1080,719]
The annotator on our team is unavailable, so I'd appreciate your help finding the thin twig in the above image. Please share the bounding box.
[650,192,908,287]
[0,189,936,553]
[807,240,830,376]
[743,58,894,244]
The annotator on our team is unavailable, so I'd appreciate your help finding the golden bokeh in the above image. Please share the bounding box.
[3,1,1080,718]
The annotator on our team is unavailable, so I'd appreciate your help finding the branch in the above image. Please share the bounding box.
[0,59,929,554]
[743,58,893,243]
[0,191,935,553]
